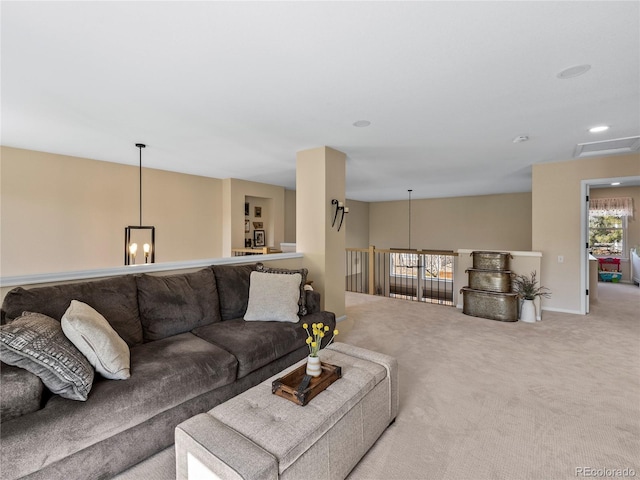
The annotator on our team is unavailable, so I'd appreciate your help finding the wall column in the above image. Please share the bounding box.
[296,147,346,319]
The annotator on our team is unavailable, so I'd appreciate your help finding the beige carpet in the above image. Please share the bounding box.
[344,283,640,480]
[116,283,640,480]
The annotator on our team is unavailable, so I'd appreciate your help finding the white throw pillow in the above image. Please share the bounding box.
[244,271,302,323]
[62,300,131,380]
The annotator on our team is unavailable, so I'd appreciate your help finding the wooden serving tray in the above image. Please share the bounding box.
[272,362,342,406]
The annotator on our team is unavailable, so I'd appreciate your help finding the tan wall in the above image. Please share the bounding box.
[222,178,285,257]
[345,199,370,249]
[1,147,222,276]
[532,153,640,314]
[284,189,296,243]
[245,195,271,248]
[369,192,532,251]
[590,185,640,282]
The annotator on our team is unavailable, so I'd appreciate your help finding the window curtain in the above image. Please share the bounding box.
[589,197,633,217]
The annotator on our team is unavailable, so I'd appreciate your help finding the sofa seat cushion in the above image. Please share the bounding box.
[192,318,308,378]
[0,332,238,479]
[136,268,222,341]
[1,275,143,346]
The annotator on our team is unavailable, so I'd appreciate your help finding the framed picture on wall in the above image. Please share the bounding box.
[253,221,263,229]
[254,229,265,247]
[244,219,250,233]
[254,206,262,218]
[245,202,250,216]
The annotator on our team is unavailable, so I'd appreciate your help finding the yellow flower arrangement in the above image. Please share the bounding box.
[302,322,338,357]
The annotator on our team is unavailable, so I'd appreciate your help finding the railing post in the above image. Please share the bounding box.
[417,253,423,301]
[368,245,376,295]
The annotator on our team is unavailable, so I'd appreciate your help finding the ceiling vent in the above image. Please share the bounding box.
[574,136,640,158]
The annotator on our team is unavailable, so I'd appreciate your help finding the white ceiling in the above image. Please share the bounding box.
[2,1,639,202]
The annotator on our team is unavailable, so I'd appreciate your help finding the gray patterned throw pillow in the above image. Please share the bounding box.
[0,312,94,401]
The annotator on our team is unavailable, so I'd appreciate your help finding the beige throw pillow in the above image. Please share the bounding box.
[62,300,130,380]
[255,263,309,315]
[244,272,302,323]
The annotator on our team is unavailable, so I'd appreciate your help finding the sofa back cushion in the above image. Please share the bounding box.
[212,264,257,320]
[136,267,221,342]
[1,275,143,347]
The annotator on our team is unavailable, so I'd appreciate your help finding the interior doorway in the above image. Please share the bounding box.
[581,175,640,314]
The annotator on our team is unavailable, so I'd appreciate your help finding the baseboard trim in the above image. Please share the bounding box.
[541,306,584,315]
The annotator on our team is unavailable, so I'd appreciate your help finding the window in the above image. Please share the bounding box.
[424,255,454,280]
[390,252,454,280]
[390,252,418,278]
[588,196,633,258]
[589,214,626,257]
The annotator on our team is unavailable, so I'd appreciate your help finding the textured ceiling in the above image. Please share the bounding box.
[2,1,639,201]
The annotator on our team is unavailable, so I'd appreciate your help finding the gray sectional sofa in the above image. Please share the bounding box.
[0,263,335,480]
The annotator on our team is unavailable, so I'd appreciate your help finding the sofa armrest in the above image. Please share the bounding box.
[304,290,321,314]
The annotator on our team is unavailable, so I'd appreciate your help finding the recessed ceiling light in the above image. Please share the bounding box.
[557,64,591,79]
[589,125,610,133]
[353,120,371,128]
[512,135,529,143]
[611,182,621,186]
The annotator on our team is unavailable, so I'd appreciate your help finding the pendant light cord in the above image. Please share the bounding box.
[408,189,412,250]
[136,143,146,226]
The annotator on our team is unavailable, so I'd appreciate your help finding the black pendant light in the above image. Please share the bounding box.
[124,143,155,265]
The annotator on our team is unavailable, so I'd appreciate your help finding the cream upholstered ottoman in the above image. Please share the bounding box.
[175,342,398,480]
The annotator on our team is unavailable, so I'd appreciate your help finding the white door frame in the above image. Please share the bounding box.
[581,181,591,314]
[581,175,640,314]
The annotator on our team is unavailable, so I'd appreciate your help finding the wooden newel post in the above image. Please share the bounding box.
[368,245,376,295]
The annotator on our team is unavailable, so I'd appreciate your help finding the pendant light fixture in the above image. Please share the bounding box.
[394,189,414,270]
[124,143,155,265]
